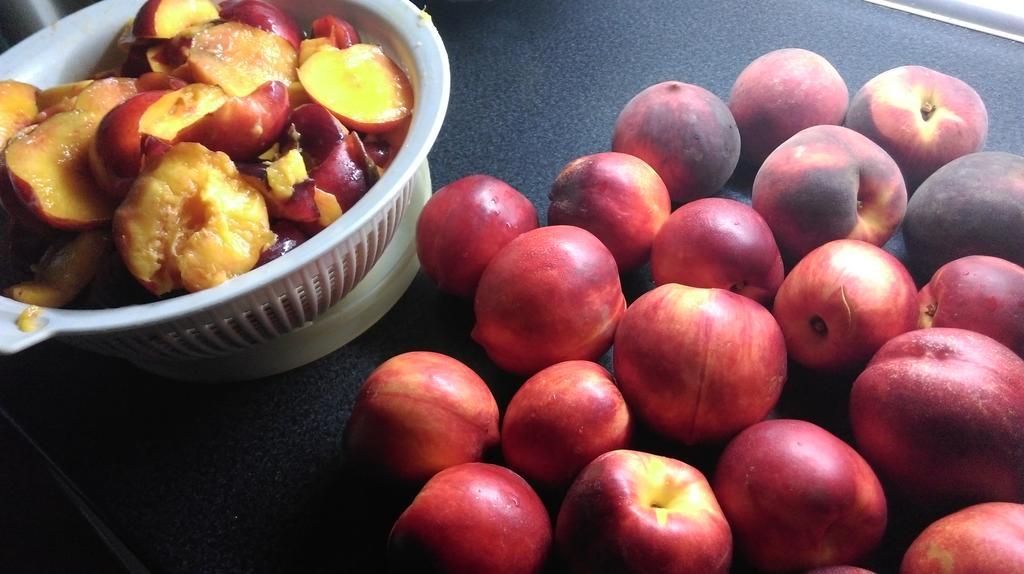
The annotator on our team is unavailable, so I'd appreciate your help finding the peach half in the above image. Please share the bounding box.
[113,142,275,295]
[183,21,297,97]
[298,44,413,133]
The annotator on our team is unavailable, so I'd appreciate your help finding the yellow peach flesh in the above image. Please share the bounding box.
[114,142,275,295]
[186,22,297,97]
[140,83,228,141]
[619,452,723,528]
[287,81,311,109]
[35,80,92,113]
[4,231,110,307]
[3,78,136,230]
[0,80,39,149]
[4,110,118,228]
[146,43,179,75]
[135,0,220,39]
[299,37,335,66]
[297,44,413,133]
[313,188,342,227]
[71,77,138,117]
[15,305,42,332]
[266,149,308,201]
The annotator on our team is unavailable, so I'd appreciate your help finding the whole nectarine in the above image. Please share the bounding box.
[342,352,500,484]
[850,328,1024,509]
[472,226,625,376]
[713,419,887,572]
[548,151,670,271]
[650,197,784,306]
[417,175,538,298]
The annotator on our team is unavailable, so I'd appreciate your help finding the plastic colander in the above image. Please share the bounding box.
[0,0,450,376]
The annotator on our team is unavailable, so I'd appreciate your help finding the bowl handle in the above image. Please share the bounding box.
[0,298,56,354]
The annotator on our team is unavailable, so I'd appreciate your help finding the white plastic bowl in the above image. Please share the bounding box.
[0,0,450,376]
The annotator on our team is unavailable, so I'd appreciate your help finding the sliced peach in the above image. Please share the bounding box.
[271,179,321,224]
[310,131,380,211]
[256,220,308,266]
[132,0,220,39]
[137,23,207,75]
[0,163,54,238]
[312,186,342,228]
[0,80,39,151]
[89,90,170,199]
[311,15,361,50]
[218,0,302,51]
[4,110,117,230]
[113,142,275,295]
[175,80,290,160]
[121,45,155,77]
[4,230,111,308]
[289,103,348,165]
[36,80,92,112]
[139,83,229,141]
[95,81,287,165]
[298,44,413,133]
[266,148,308,201]
[184,21,297,97]
[299,37,336,67]
[3,80,136,231]
[35,80,103,124]
[298,182,343,234]
[287,81,311,109]
[145,41,188,75]
[142,135,173,166]
[363,116,410,169]
[71,77,139,117]
[243,151,320,223]
[136,72,187,92]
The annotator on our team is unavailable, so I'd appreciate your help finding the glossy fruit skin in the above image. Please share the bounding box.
[342,352,500,484]
[900,502,1024,574]
[416,175,538,298]
[917,255,1024,358]
[650,197,784,306]
[850,328,1024,509]
[218,0,303,50]
[501,361,632,491]
[547,151,671,271]
[613,283,787,445]
[556,449,732,574]
[472,225,626,376]
[772,239,918,373]
[388,463,552,574]
[713,419,888,572]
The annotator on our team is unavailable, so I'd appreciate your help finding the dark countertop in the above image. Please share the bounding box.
[1,1,1023,572]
